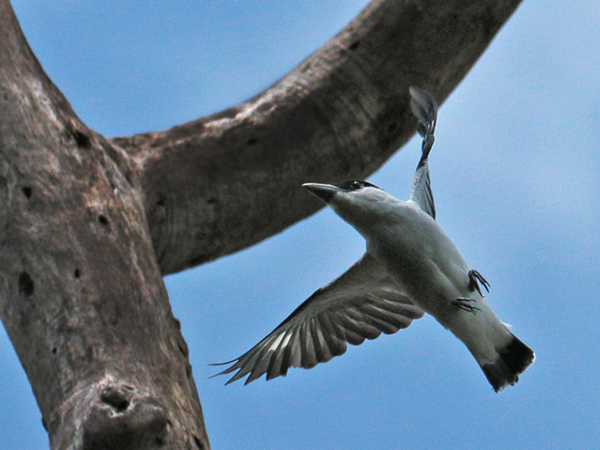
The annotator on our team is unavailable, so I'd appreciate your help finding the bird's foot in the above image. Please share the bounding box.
[452,297,481,314]
[468,269,490,297]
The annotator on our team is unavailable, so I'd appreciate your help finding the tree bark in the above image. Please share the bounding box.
[0,0,520,448]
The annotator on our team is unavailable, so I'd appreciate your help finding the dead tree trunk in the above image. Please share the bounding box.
[0,0,521,448]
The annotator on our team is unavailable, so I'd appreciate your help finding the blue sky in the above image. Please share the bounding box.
[3,1,600,448]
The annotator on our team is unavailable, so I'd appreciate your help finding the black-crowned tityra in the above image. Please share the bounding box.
[213,87,534,392]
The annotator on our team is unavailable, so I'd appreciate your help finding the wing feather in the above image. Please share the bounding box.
[212,254,425,384]
[408,86,438,219]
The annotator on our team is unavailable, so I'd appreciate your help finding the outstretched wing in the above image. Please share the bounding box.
[212,253,425,385]
[409,87,438,219]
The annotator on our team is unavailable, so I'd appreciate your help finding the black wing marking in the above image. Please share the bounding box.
[408,87,438,219]
[212,254,425,385]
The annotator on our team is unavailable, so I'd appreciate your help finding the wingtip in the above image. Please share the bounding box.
[409,86,438,137]
[209,358,246,385]
[208,358,238,367]
[409,86,438,110]
[212,369,247,386]
[227,376,241,386]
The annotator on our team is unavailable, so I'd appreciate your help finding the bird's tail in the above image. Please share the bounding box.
[477,333,535,392]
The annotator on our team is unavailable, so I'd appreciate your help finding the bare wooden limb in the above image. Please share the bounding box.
[0,1,208,448]
[114,0,522,275]
[0,0,521,448]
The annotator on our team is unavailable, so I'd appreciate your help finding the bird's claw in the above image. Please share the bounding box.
[468,269,490,297]
[452,297,481,314]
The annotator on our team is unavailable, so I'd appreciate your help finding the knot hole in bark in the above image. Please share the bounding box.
[83,384,170,450]
[98,215,109,226]
[100,386,130,413]
[18,272,34,297]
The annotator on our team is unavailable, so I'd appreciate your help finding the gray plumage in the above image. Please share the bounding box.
[213,87,534,392]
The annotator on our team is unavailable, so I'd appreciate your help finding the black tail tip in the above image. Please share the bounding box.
[481,335,535,392]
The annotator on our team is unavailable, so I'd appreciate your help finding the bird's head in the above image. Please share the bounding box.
[302,180,396,230]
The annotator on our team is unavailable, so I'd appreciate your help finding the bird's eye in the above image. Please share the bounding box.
[350,181,362,190]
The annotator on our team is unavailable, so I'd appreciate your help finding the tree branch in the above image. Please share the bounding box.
[0,0,521,448]
[0,1,208,447]
[114,0,522,275]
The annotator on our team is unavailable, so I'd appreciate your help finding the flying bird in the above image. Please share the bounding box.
[213,87,535,392]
